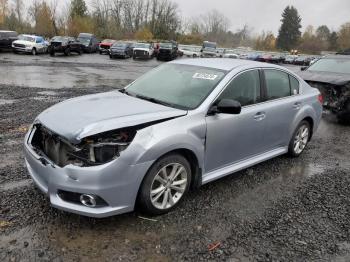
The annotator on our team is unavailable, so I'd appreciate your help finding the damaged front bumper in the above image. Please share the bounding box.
[24,127,154,218]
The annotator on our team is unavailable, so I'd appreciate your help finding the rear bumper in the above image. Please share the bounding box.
[24,129,153,218]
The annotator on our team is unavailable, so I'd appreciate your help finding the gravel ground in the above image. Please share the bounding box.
[0,53,350,261]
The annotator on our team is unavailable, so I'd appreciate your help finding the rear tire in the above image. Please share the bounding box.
[337,100,350,124]
[288,120,311,157]
[137,154,191,216]
[64,48,71,56]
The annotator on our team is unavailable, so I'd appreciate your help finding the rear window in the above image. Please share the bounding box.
[264,70,291,100]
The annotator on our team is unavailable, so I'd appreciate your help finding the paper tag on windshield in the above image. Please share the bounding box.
[192,73,218,80]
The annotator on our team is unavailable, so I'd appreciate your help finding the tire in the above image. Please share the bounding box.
[64,48,71,56]
[288,120,311,157]
[137,153,192,215]
[109,54,113,59]
[337,100,350,124]
[50,51,55,57]
[133,55,136,60]
[31,48,37,56]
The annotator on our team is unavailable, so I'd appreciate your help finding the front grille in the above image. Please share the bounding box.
[100,44,110,50]
[134,50,147,56]
[14,43,25,48]
[159,49,170,54]
[51,42,62,47]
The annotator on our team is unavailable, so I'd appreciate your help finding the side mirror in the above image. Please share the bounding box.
[210,99,242,115]
[301,66,308,71]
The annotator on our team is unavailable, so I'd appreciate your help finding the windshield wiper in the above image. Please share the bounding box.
[119,89,131,96]
[134,94,177,108]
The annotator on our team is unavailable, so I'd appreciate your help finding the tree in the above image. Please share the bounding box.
[276,6,302,51]
[70,0,88,18]
[337,22,350,50]
[328,31,338,51]
[135,27,153,41]
[29,0,56,37]
[0,0,8,26]
[255,31,276,51]
[316,25,331,50]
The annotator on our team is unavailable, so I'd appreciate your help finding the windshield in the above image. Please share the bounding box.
[135,43,150,49]
[203,42,216,49]
[77,37,90,45]
[112,42,127,48]
[18,35,35,42]
[160,43,173,48]
[307,58,350,74]
[126,64,226,109]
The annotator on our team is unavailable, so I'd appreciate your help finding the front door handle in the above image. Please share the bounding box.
[254,112,266,121]
[293,102,302,110]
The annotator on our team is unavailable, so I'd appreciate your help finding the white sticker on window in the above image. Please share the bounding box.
[192,73,218,80]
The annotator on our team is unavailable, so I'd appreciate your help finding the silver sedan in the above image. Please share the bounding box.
[24,59,323,217]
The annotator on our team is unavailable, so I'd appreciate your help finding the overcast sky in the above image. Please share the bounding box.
[174,0,350,34]
[47,0,350,34]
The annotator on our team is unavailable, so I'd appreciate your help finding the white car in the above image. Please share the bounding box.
[223,50,239,59]
[12,34,48,55]
[179,45,201,58]
[132,42,154,59]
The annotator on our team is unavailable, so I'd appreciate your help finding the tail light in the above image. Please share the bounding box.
[318,94,324,104]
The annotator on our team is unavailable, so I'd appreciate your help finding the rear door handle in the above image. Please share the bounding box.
[254,112,266,121]
[293,102,302,109]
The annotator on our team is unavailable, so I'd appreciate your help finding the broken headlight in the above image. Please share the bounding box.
[67,129,136,167]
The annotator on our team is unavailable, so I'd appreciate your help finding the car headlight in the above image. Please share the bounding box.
[67,128,136,166]
[26,44,31,48]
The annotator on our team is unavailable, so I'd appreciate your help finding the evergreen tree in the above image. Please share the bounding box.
[328,31,339,51]
[70,0,88,18]
[276,6,302,51]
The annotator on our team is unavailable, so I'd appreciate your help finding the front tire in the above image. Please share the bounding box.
[288,120,311,157]
[137,154,191,215]
[31,48,37,56]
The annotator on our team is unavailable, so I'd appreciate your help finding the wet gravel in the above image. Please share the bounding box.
[0,53,350,261]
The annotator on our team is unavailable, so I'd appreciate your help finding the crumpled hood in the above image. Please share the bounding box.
[299,70,350,86]
[37,91,187,144]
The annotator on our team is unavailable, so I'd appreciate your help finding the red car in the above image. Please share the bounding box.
[99,39,117,54]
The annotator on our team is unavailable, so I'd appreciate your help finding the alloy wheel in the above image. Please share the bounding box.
[293,124,309,154]
[150,163,188,210]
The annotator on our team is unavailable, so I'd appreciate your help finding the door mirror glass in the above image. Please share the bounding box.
[216,99,242,114]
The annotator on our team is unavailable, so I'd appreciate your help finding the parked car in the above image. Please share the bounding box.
[48,36,83,56]
[299,55,350,123]
[109,42,134,59]
[157,42,178,61]
[12,34,48,55]
[24,59,322,217]
[223,50,239,59]
[99,39,117,54]
[239,53,248,60]
[216,48,225,58]
[201,41,217,58]
[0,30,18,51]
[133,42,154,59]
[284,55,298,64]
[77,33,99,53]
[294,56,314,66]
[179,45,201,58]
[247,52,262,61]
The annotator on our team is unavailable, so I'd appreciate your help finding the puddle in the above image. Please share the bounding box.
[0,99,15,105]
[288,162,325,178]
[0,179,32,191]
[37,91,59,96]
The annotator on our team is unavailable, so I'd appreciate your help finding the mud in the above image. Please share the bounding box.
[0,53,350,261]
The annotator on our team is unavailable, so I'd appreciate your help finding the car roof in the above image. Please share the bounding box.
[0,30,16,33]
[324,55,350,59]
[171,58,280,71]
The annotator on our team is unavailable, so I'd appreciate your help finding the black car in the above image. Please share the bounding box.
[48,36,83,56]
[157,42,178,61]
[0,30,18,51]
[77,33,99,53]
[299,55,350,123]
[109,42,134,59]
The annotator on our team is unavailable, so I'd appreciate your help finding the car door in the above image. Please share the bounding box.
[260,69,301,151]
[205,69,267,173]
[35,37,45,53]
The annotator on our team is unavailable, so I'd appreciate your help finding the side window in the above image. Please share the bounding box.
[36,37,43,43]
[264,70,291,100]
[289,75,300,95]
[219,70,261,106]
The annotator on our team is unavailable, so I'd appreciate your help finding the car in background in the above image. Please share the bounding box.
[99,39,117,54]
[294,56,314,66]
[247,52,261,61]
[239,53,248,60]
[109,42,134,59]
[77,33,99,53]
[216,48,225,58]
[179,45,201,58]
[284,55,298,64]
[0,30,18,51]
[48,36,83,56]
[157,42,178,61]
[12,34,48,55]
[223,49,239,59]
[299,55,350,123]
[201,41,217,58]
[24,59,322,217]
[133,42,154,59]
